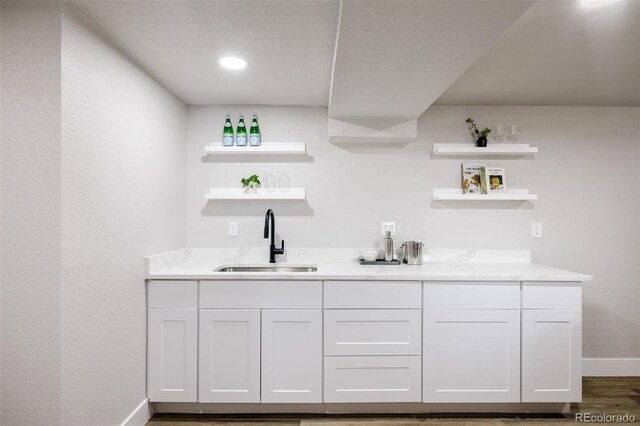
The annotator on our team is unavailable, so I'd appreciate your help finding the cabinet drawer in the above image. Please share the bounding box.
[324,281,421,308]
[424,282,519,310]
[324,310,421,355]
[522,282,581,310]
[324,356,422,403]
[148,281,197,309]
[200,281,321,309]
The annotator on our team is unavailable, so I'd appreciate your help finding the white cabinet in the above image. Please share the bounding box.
[198,309,260,403]
[521,282,582,403]
[323,282,422,403]
[146,278,584,409]
[522,310,582,402]
[148,281,198,403]
[423,309,520,403]
[148,309,198,402]
[261,309,322,403]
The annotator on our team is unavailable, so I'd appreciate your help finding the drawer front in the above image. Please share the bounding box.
[324,310,421,356]
[424,282,519,310]
[200,281,322,309]
[148,281,197,309]
[324,356,422,403]
[522,282,581,310]
[324,281,421,309]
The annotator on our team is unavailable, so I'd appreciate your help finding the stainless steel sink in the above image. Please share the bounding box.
[215,265,318,273]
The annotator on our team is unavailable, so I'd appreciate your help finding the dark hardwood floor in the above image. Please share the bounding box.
[147,377,640,425]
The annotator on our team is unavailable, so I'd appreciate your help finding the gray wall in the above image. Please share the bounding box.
[1,2,62,425]
[187,105,640,359]
[1,3,187,425]
[61,4,186,425]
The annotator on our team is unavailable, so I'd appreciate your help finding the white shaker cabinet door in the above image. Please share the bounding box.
[199,309,261,403]
[423,310,520,403]
[148,309,198,402]
[522,310,582,402]
[261,309,322,403]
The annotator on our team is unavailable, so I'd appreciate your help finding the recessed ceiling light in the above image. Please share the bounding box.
[217,56,248,70]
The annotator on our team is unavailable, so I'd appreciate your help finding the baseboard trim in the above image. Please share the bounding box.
[121,398,153,426]
[583,358,640,376]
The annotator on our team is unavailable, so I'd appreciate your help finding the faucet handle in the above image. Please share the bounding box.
[275,239,285,255]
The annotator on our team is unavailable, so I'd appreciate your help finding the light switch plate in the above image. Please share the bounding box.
[229,221,238,237]
[381,222,396,236]
[532,222,542,239]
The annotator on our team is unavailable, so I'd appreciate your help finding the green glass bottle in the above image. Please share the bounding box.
[236,113,248,146]
[222,113,234,146]
[249,113,261,146]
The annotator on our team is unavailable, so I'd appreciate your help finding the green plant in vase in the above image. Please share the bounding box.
[466,118,491,147]
[241,174,261,194]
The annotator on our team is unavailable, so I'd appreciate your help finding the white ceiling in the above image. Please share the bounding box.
[435,0,640,106]
[329,0,535,119]
[71,0,640,110]
[71,0,340,106]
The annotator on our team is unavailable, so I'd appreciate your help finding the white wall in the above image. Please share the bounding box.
[1,2,62,425]
[60,4,186,425]
[187,105,640,359]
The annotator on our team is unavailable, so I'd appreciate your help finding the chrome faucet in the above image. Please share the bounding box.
[264,209,284,263]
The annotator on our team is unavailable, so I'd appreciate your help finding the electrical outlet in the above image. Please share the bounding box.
[381,222,396,236]
[229,221,238,237]
[532,222,542,239]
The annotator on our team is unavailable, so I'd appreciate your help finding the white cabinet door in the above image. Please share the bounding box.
[199,309,260,403]
[148,309,197,402]
[324,356,422,403]
[261,309,322,403]
[423,310,520,403]
[522,310,582,402]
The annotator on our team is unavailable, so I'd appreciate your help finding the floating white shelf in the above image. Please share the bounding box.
[432,188,538,201]
[205,142,306,155]
[432,143,537,157]
[205,188,306,201]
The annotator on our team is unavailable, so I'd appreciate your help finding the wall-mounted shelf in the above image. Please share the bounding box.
[432,188,537,201]
[432,143,537,157]
[205,188,306,201]
[205,142,306,156]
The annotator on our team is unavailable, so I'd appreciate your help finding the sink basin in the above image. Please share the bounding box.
[215,265,318,273]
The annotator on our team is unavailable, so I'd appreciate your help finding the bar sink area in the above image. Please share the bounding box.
[215,265,318,273]
[3,0,638,425]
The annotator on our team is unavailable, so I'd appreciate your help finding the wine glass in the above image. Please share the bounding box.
[264,171,276,193]
[493,124,507,146]
[506,124,521,148]
[277,170,290,193]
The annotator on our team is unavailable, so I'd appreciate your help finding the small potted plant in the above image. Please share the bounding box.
[241,174,261,194]
[466,118,491,147]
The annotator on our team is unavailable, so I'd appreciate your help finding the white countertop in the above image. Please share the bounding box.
[145,248,593,282]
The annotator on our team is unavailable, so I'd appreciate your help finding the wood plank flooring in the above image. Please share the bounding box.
[147,377,640,425]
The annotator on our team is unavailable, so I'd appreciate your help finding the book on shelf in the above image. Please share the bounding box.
[480,167,488,194]
[485,167,506,193]
[461,164,484,194]
[462,164,507,195]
